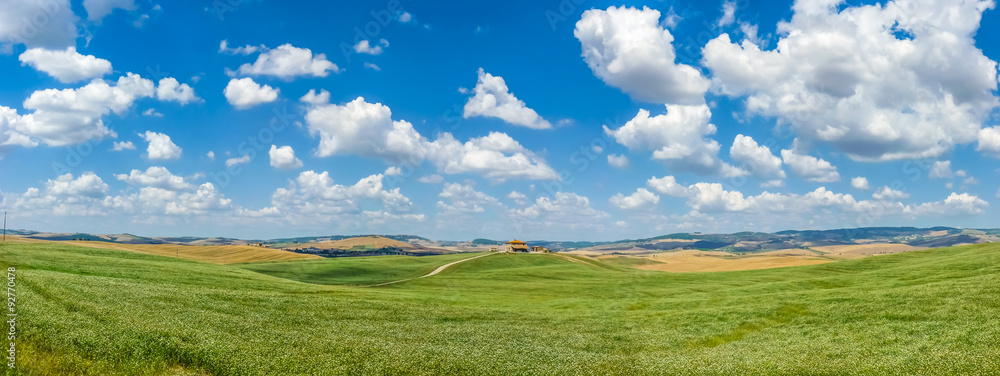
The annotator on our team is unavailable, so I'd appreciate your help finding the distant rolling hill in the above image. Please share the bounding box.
[287,235,419,250]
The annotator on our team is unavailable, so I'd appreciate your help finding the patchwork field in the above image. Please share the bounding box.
[812,243,929,259]
[285,235,419,250]
[2,241,1000,375]
[630,249,833,273]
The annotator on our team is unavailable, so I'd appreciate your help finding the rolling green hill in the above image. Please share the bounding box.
[2,241,999,375]
[238,253,483,286]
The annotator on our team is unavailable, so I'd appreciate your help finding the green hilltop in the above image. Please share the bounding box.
[2,240,1000,375]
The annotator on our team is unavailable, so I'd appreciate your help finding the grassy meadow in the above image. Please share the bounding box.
[1,241,999,375]
[238,252,484,285]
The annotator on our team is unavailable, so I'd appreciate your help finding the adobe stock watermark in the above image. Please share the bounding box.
[14,0,66,45]
[5,266,16,371]
[339,0,406,64]
[544,0,588,30]
[213,0,245,21]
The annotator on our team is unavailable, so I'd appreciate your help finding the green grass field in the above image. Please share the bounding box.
[2,241,999,375]
[237,253,484,285]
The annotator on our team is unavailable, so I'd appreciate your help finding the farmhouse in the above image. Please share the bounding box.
[502,239,530,253]
[531,246,550,253]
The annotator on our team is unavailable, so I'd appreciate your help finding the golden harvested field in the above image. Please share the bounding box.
[286,235,416,250]
[633,249,831,273]
[55,241,321,264]
[812,243,928,259]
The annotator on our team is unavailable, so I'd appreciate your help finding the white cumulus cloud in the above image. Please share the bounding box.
[851,176,870,190]
[605,104,745,177]
[18,47,112,83]
[269,145,303,170]
[12,73,155,146]
[462,68,551,129]
[140,131,181,160]
[729,134,785,182]
[610,188,659,210]
[111,141,135,151]
[574,6,710,105]
[702,0,999,161]
[302,96,558,181]
[977,126,1000,157]
[224,77,279,109]
[115,166,192,191]
[156,77,200,104]
[234,43,340,79]
[0,0,78,49]
[781,145,840,182]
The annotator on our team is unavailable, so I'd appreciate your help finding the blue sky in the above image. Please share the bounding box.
[0,0,998,241]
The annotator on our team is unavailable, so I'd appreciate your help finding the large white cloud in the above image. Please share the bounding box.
[424,132,560,181]
[512,192,610,230]
[978,126,1000,157]
[0,106,36,154]
[224,77,278,109]
[164,183,232,215]
[0,0,78,49]
[268,145,303,170]
[303,96,559,181]
[115,166,192,191]
[7,173,111,217]
[253,171,420,227]
[2,171,240,223]
[906,193,990,216]
[604,104,745,177]
[703,0,1000,161]
[609,188,659,210]
[436,182,501,215]
[304,96,420,159]
[633,174,989,218]
[647,175,691,196]
[13,73,155,146]
[574,6,710,105]
[156,78,200,104]
[233,44,340,79]
[462,68,552,129]
[18,47,112,83]
[729,134,785,182]
[46,172,108,198]
[140,131,181,160]
[780,146,840,182]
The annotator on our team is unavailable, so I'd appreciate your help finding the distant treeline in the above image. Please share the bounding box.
[286,247,443,258]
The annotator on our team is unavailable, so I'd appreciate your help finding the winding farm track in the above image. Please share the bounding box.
[368,252,496,287]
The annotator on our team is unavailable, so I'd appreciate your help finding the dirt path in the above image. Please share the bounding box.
[369,252,496,287]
